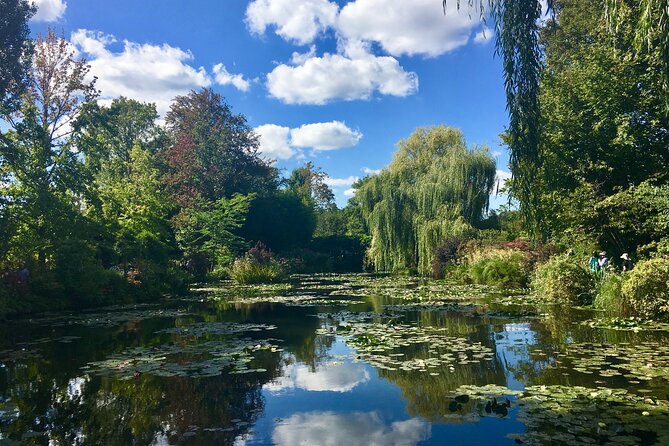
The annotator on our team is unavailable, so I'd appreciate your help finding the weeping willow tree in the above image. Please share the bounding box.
[357,126,496,275]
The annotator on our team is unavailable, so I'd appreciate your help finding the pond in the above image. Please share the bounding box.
[2,274,669,445]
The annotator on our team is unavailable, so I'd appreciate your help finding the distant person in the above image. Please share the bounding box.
[17,264,29,283]
[598,252,609,270]
[620,253,633,272]
[589,251,599,272]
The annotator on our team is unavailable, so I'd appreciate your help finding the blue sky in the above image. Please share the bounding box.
[29,0,511,208]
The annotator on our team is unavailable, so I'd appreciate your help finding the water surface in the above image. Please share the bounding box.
[2,274,669,445]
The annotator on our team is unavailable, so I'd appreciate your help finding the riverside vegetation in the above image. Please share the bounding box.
[2,0,669,443]
[0,1,667,322]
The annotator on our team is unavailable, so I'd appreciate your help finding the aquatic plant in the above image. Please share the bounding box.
[84,322,281,378]
[317,320,495,374]
[594,273,631,316]
[229,257,286,285]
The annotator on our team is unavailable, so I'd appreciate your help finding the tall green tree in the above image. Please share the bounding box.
[605,0,669,108]
[0,0,35,112]
[358,126,496,274]
[286,162,335,210]
[537,0,669,251]
[162,88,278,205]
[0,28,98,266]
[446,0,669,235]
[446,0,548,235]
[161,89,279,273]
[74,98,175,274]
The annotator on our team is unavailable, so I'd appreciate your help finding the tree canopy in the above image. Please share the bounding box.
[357,126,496,274]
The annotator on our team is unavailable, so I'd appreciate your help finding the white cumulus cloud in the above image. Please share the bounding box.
[474,26,493,44]
[71,30,212,116]
[246,0,338,45]
[267,51,418,105]
[344,188,356,197]
[265,362,370,393]
[494,169,512,195]
[362,167,381,175]
[291,121,361,151]
[212,63,251,92]
[337,0,479,57]
[255,121,362,160]
[324,176,359,188]
[254,124,295,160]
[32,0,66,22]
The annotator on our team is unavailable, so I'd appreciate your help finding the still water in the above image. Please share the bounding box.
[2,274,669,445]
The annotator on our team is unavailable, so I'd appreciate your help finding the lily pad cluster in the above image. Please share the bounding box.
[0,399,19,424]
[29,308,193,328]
[191,282,294,300]
[513,385,669,445]
[0,335,82,363]
[441,384,523,421]
[84,322,282,379]
[229,294,365,307]
[556,342,669,383]
[317,321,495,373]
[155,322,277,337]
[580,317,669,332]
[329,277,498,302]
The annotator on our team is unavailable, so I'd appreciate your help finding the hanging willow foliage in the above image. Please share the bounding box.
[357,126,496,275]
[444,0,550,238]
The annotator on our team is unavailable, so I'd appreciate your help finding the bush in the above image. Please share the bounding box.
[452,242,535,288]
[229,242,287,284]
[229,257,286,284]
[532,256,595,304]
[594,273,631,316]
[468,251,531,288]
[622,258,669,319]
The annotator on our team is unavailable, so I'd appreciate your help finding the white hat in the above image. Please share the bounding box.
[620,253,630,260]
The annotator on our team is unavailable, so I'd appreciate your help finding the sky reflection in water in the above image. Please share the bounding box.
[3,275,669,445]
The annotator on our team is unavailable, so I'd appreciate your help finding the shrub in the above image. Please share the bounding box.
[229,257,286,284]
[229,243,287,284]
[594,273,631,316]
[622,258,669,319]
[532,256,595,304]
[468,251,532,288]
[452,242,535,288]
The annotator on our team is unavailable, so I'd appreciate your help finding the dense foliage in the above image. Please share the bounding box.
[532,257,595,304]
[622,258,669,319]
[0,31,324,315]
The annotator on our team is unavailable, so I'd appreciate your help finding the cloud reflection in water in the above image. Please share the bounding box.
[264,361,370,393]
[272,411,430,446]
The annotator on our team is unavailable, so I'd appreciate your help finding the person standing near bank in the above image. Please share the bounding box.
[620,253,633,272]
[598,252,609,270]
[589,251,599,272]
